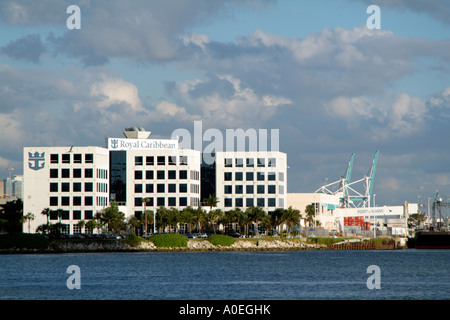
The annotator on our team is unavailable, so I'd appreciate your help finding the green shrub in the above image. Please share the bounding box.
[124,232,143,247]
[0,233,50,250]
[148,233,187,248]
[208,234,236,246]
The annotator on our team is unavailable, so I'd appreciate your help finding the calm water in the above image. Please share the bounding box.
[0,249,449,300]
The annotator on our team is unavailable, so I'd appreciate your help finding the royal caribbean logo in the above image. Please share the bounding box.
[28,152,45,171]
[110,139,119,149]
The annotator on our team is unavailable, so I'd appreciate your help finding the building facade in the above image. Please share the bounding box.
[215,151,287,212]
[23,146,110,234]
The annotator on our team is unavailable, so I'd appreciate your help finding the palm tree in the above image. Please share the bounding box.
[270,208,286,235]
[24,212,35,233]
[282,206,302,235]
[141,198,151,235]
[203,194,219,210]
[247,206,267,236]
[41,208,52,225]
[305,204,316,228]
[77,220,86,234]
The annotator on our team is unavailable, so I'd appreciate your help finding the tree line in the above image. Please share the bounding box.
[1,196,318,237]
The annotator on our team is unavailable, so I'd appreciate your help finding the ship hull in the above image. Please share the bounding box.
[410,231,450,249]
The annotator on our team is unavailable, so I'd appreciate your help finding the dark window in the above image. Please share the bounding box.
[268,172,276,181]
[61,210,70,220]
[62,154,70,164]
[168,170,176,179]
[85,154,93,163]
[61,183,70,192]
[157,170,165,179]
[73,210,82,220]
[146,184,154,193]
[85,182,93,192]
[50,154,59,164]
[224,185,232,194]
[257,185,265,194]
[246,172,254,181]
[50,169,58,178]
[61,197,70,206]
[146,170,154,179]
[257,198,265,207]
[157,156,165,165]
[135,156,143,165]
[179,197,187,206]
[73,197,82,206]
[135,197,142,207]
[235,172,243,181]
[85,168,93,178]
[224,172,232,181]
[74,154,82,163]
[168,184,176,193]
[257,172,265,181]
[61,169,70,178]
[224,198,232,207]
[179,184,187,193]
[268,185,276,194]
[235,198,243,207]
[179,170,187,179]
[235,185,243,194]
[84,210,93,220]
[246,185,254,194]
[50,197,58,206]
[168,197,176,207]
[50,183,58,192]
[135,184,143,193]
[135,170,142,180]
[168,156,176,165]
[73,182,82,192]
[157,184,165,193]
[85,196,93,206]
[157,197,165,206]
[146,156,154,165]
[73,168,82,178]
[268,198,276,207]
[246,198,254,207]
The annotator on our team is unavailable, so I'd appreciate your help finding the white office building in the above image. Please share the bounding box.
[108,128,202,218]
[23,146,110,234]
[215,151,287,212]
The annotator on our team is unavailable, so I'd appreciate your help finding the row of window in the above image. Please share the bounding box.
[50,153,94,164]
[49,210,95,220]
[135,155,189,166]
[135,196,200,208]
[49,168,108,179]
[49,196,108,207]
[224,157,277,168]
[134,183,199,194]
[224,198,284,208]
[134,170,199,180]
[224,171,284,182]
[50,182,107,193]
[224,185,284,194]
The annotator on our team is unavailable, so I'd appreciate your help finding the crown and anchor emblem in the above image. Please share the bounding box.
[28,152,45,171]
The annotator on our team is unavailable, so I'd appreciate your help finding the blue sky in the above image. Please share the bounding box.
[0,0,449,208]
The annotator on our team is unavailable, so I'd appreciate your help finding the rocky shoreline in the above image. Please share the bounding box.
[0,238,402,253]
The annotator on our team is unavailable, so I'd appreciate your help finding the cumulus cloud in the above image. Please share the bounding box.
[1,34,45,63]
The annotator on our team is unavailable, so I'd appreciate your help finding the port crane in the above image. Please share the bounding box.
[431,192,450,231]
[315,151,379,208]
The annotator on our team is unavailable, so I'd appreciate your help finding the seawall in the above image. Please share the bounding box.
[0,238,403,254]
